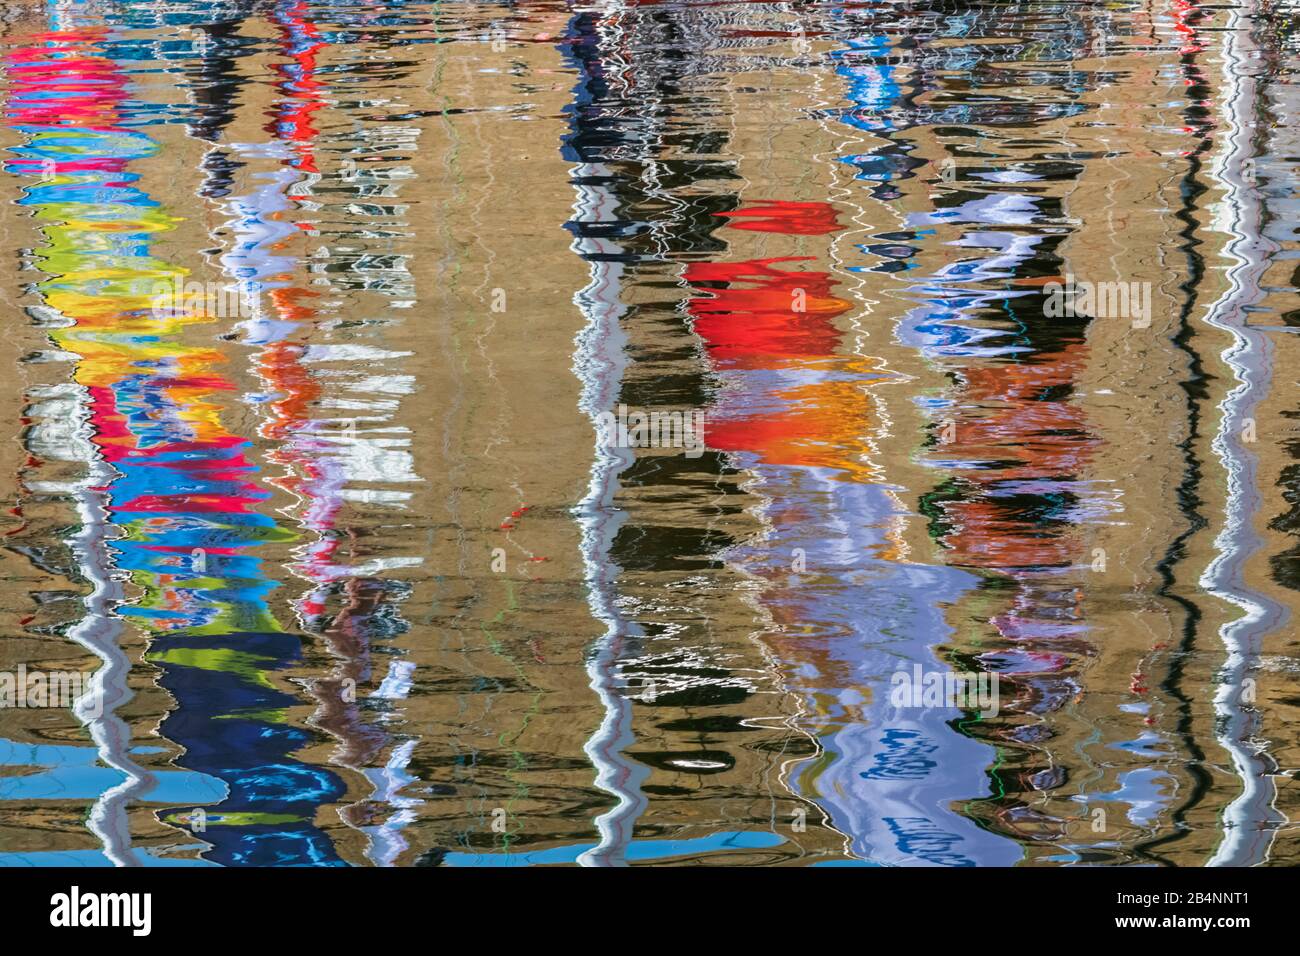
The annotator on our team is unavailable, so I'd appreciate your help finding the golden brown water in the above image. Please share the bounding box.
[0,0,1297,867]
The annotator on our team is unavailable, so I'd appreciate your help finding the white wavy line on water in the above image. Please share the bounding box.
[1200,0,1288,867]
[568,155,649,866]
[68,449,159,866]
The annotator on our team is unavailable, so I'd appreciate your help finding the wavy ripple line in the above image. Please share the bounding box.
[1200,0,1288,867]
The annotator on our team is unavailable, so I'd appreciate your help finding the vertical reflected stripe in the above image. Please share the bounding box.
[1201,0,1287,867]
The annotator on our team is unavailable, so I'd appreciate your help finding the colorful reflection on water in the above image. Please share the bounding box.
[0,0,1297,866]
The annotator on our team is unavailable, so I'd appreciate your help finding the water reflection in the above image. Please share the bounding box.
[0,0,1295,867]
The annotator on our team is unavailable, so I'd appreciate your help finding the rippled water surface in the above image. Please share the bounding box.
[0,0,1298,867]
